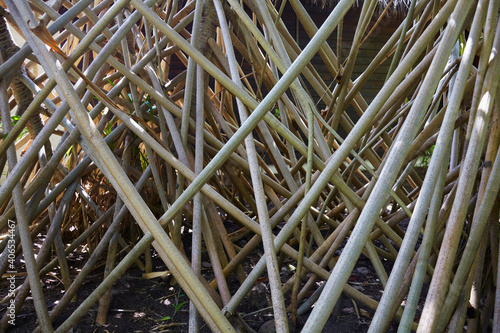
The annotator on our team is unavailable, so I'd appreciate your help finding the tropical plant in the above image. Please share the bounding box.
[0,0,499,332]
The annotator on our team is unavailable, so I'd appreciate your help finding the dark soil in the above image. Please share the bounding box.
[1,246,423,333]
[1,200,428,333]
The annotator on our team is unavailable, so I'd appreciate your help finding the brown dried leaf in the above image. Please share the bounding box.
[30,21,65,57]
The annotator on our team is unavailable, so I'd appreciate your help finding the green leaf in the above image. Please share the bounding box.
[106,78,116,87]
[273,108,280,118]
[65,146,73,157]
[174,301,186,312]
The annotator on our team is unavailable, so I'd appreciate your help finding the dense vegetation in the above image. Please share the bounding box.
[0,0,499,331]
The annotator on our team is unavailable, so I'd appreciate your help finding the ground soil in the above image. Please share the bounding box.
[1,242,422,333]
[1,173,429,333]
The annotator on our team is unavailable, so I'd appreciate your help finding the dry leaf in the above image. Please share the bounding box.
[142,271,171,280]
[360,309,370,318]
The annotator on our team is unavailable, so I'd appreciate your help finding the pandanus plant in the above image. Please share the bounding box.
[0,0,499,332]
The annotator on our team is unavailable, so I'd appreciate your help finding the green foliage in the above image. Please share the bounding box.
[459,34,466,55]
[65,146,73,158]
[10,115,20,125]
[172,290,186,319]
[418,145,435,167]
[157,289,186,323]
[143,95,156,124]
[174,299,187,314]
[273,107,280,119]
[139,149,149,171]
[1,115,29,140]
[103,121,114,151]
